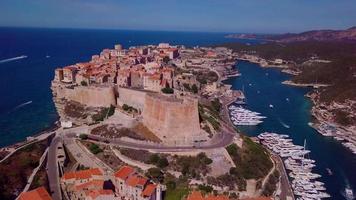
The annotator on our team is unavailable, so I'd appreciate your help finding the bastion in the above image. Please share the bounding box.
[142,93,203,145]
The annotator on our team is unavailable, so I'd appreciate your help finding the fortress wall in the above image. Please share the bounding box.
[142,94,201,144]
[55,85,116,107]
[116,87,147,112]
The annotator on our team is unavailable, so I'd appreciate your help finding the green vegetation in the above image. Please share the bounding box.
[79,134,88,140]
[226,137,273,180]
[122,104,138,113]
[191,84,198,93]
[262,169,280,196]
[145,168,164,183]
[198,103,221,131]
[163,56,170,64]
[161,87,174,94]
[220,41,356,126]
[0,140,47,200]
[148,153,169,168]
[172,152,212,179]
[163,175,190,200]
[89,143,103,154]
[207,173,246,191]
[64,101,87,119]
[80,80,88,86]
[198,184,213,194]
[91,105,115,122]
[196,70,218,84]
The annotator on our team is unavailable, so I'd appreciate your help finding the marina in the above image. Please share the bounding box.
[228,104,266,126]
[258,132,330,199]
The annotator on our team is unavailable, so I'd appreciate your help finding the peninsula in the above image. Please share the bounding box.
[0,43,287,200]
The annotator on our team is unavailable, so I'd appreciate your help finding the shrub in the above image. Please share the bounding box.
[89,144,103,154]
[161,87,174,94]
[198,184,213,194]
[149,154,160,164]
[146,168,164,182]
[157,157,169,168]
[80,81,88,86]
[191,84,198,93]
[79,134,88,140]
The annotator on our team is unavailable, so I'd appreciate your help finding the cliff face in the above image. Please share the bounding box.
[142,94,203,145]
[52,84,116,107]
[51,81,116,124]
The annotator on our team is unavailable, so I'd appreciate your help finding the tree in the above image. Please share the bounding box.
[108,105,115,116]
[191,84,198,93]
[163,56,170,64]
[89,144,103,154]
[157,157,169,168]
[81,81,88,86]
[149,154,160,164]
[146,168,164,182]
[161,87,174,94]
[79,134,88,140]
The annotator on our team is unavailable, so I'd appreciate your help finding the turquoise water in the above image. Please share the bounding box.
[224,60,356,200]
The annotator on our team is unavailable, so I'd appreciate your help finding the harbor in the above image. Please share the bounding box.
[224,60,356,200]
[258,132,330,199]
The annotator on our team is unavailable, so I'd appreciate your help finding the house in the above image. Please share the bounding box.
[61,168,104,200]
[86,189,117,200]
[114,166,163,200]
[62,66,77,83]
[18,187,52,200]
[117,69,131,87]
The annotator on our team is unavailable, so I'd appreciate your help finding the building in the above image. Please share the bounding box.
[114,166,163,200]
[61,168,104,200]
[18,187,52,200]
[62,66,78,83]
[117,69,131,87]
[86,189,117,200]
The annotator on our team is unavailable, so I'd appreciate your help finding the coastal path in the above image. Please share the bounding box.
[47,136,62,200]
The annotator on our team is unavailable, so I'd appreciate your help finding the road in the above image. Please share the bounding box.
[47,136,62,200]
[65,129,235,151]
[273,154,295,200]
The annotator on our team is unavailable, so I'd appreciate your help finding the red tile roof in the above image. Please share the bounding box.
[18,187,52,200]
[187,191,204,200]
[75,180,104,191]
[126,175,147,187]
[86,189,114,200]
[62,168,102,181]
[114,166,135,180]
[142,184,156,197]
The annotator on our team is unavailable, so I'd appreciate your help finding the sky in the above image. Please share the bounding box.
[0,0,355,33]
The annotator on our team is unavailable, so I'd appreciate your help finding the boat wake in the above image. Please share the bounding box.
[278,118,290,128]
[12,101,33,111]
[0,55,28,64]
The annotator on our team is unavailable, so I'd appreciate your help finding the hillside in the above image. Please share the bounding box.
[219,41,356,126]
[226,27,356,42]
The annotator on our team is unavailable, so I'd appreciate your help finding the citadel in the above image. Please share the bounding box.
[51,43,238,145]
[16,42,283,200]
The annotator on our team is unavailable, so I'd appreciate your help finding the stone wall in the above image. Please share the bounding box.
[53,84,116,107]
[142,93,202,145]
[116,87,148,113]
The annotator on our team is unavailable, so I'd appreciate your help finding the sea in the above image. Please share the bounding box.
[0,27,354,199]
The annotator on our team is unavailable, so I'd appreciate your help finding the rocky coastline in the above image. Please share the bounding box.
[237,54,356,154]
